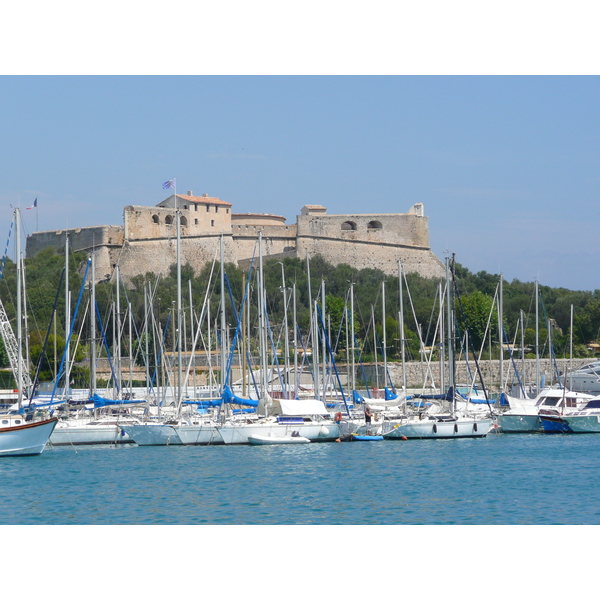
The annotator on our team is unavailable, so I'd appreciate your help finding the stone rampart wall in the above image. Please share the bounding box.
[26,225,123,256]
[358,358,590,392]
[296,212,430,247]
[106,235,238,281]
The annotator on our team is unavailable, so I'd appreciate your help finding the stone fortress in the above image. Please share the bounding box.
[26,191,445,283]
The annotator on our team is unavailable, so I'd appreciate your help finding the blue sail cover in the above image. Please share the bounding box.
[352,390,365,404]
[384,387,398,400]
[221,385,259,408]
[457,390,490,404]
[182,399,222,408]
[91,394,146,408]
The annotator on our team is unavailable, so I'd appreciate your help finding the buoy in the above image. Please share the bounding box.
[334,412,343,422]
[401,435,408,441]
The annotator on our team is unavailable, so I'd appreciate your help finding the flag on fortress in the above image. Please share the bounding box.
[26,198,37,210]
[162,179,176,190]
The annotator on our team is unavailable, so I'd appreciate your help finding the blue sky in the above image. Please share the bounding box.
[1,78,599,290]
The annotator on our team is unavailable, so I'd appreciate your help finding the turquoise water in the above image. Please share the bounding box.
[1,433,599,525]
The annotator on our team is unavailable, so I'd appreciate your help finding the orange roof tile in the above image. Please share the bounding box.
[173,194,232,207]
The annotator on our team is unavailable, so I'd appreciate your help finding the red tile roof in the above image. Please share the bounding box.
[171,194,232,207]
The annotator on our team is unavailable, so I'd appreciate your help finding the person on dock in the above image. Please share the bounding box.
[364,404,373,433]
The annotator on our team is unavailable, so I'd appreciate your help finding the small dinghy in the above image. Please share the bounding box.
[248,432,311,445]
[351,434,384,441]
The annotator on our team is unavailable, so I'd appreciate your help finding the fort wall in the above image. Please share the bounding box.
[26,195,445,283]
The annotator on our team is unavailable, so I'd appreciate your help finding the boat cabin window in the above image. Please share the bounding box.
[542,398,560,407]
[2,419,8,424]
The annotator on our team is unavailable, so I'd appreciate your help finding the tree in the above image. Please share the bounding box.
[455,290,497,355]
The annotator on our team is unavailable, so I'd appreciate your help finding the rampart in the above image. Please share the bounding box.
[26,194,445,283]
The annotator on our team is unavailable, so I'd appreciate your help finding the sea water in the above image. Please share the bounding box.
[1,432,599,525]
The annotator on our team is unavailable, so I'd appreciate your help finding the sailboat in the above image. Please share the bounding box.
[384,255,493,440]
[0,207,57,456]
[215,237,341,444]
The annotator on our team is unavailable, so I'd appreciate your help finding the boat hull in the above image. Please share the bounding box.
[50,422,134,445]
[120,423,182,446]
[175,425,224,445]
[497,413,542,433]
[217,421,340,445]
[384,417,492,440]
[247,433,310,445]
[0,417,58,456]
[539,415,572,433]
[563,414,600,433]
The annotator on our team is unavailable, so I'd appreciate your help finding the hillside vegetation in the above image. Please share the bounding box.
[1,247,600,385]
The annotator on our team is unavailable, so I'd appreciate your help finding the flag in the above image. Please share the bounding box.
[162,179,176,190]
[26,198,37,210]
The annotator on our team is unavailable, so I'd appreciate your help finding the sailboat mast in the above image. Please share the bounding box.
[293,281,298,395]
[499,274,504,393]
[535,280,540,393]
[320,279,326,402]
[382,280,387,389]
[280,262,290,398]
[15,208,23,409]
[446,256,455,396]
[439,282,445,394]
[306,252,318,399]
[398,260,407,392]
[257,232,267,400]
[372,305,378,391]
[569,304,574,389]
[176,192,183,408]
[90,250,97,397]
[350,282,356,391]
[116,264,122,395]
[220,233,226,393]
[65,233,70,395]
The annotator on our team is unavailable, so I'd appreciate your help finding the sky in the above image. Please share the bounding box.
[1,5,599,294]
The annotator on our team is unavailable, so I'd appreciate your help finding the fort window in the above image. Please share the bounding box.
[180,216,188,226]
[194,219,198,225]
[216,206,219,213]
[211,219,215,227]
[152,215,160,224]
[195,205,198,212]
[183,205,188,210]
[341,221,357,231]
[367,220,383,230]
[165,215,173,225]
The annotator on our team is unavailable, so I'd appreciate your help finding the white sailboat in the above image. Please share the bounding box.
[0,207,57,456]
[384,255,493,440]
